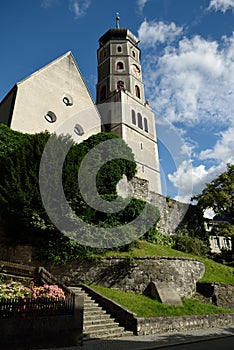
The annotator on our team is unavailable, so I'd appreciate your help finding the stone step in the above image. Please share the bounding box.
[68,285,134,340]
[84,314,111,322]
[83,328,133,339]
[84,320,120,332]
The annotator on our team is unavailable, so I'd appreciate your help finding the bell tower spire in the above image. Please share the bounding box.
[116,12,120,28]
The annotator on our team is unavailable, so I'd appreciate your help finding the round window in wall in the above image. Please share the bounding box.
[74,124,84,136]
[44,111,57,123]
[63,94,73,106]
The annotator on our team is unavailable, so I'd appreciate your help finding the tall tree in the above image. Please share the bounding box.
[192,163,234,257]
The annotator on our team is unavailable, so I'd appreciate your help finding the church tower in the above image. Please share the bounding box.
[96,15,161,194]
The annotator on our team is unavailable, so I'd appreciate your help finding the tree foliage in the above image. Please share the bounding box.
[192,163,234,257]
[0,126,159,263]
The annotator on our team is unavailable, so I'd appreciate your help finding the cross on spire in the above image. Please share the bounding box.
[116,12,120,28]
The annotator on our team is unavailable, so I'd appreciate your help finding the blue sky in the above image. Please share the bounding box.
[1,0,234,206]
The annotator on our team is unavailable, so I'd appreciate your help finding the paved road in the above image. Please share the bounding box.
[141,335,233,350]
[38,326,234,350]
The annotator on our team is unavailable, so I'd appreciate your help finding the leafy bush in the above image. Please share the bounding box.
[172,235,210,256]
[143,229,175,246]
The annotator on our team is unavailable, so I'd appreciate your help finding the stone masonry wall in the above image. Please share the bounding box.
[49,257,205,298]
[197,282,234,309]
[120,176,189,235]
[136,313,234,335]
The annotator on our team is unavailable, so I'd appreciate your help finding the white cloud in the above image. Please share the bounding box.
[137,21,234,202]
[137,0,149,12]
[41,0,91,18]
[41,0,58,8]
[168,160,226,203]
[142,32,234,127]
[69,0,91,18]
[138,20,183,47]
[199,124,234,163]
[208,0,234,12]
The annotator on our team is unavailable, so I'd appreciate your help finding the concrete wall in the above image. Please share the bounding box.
[49,256,205,298]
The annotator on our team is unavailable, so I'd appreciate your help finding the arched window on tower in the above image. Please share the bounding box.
[100,86,107,101]
[137,113,143,129]
[117,46,122,52]
[132,51,136,58]
[116,61,124,70]
[117,80,125,90]
[132,110,136,125]
[135,85,140,98]
[144,118,148,133]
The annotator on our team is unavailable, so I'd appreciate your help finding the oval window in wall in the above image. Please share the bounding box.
[74,124,84,136]
[44,111,57,123]
[63,94,73,106]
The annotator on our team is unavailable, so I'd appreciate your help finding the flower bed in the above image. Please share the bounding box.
[0,281,69,318]
[0,281,65,300]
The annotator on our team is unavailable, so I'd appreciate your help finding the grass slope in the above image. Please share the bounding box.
[91,284,234,317]
[98,240,234,284]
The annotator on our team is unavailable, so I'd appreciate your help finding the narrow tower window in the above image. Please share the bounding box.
[144,118,148,133]
[137,112,143,129]
[116,61,124,70]
[132,51,136,58]
[117,46,122,52]
[117,81,124,90]
[131,110,136,125]
[100,86,107,101]
[135,85,141,98]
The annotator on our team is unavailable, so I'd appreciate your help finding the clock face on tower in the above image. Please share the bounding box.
[131,64,141,78]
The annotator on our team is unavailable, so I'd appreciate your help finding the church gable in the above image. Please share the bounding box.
[0,52,101,140]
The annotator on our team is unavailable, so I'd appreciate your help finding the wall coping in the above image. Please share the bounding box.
[101,256,203,262]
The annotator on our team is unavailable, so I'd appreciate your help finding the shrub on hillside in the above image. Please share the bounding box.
[172,235,210,256]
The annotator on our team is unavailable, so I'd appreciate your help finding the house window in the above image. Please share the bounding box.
[117,46,122,52]
[144,118,148,133]
[137,112,143,129]
[116,61,124,70]
[132,110,136,125]
[214,237,219,248]
[117,81,124,90]
[223,237,230,249]
[100,86,107,101]
[74,124,84,136]
[135,85,140,98]
[44,111,57,123]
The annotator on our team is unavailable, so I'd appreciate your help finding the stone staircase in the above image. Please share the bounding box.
[69,286,133,340]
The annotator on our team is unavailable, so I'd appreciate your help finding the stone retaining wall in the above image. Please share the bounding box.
[197,282,234,309]
[50,256,205,298]
[136,313,234,335]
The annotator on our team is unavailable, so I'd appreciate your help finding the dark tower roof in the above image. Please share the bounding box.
[98,28,140,48]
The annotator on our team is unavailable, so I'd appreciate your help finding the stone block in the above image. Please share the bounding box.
[144,281,183,306]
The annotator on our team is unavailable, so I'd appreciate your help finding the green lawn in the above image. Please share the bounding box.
[90,284,234,317]
[98,240,234,284]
